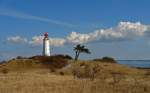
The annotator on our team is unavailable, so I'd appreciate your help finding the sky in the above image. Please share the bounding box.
[1,0,150,61]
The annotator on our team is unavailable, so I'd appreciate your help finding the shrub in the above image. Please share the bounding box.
[59,71,64,76]
[50,68,56,73]
[30,54,72,61]
[80,62,86,67]
[145,70,150,76]
[30,55,69,69]
[102,57,115,61]
[1,68,9,74]
[72,63,101,80]
[64,55,73,60]
[46,56,68,69]
[0,61,6,64]
[93,57,116,63]
[111,72,124,84]
[16,56,24,59]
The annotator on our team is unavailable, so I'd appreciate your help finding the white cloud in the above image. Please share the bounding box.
[29,36,43,46]
[28,36,66,47]
[67,21,149,44]
[49,38,66,47]
[116,22,148,38]
[67,32,91,44]
[6,21,150,47]
[7,36,27,44]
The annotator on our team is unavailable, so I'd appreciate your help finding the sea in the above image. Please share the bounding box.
[117,60,150,68]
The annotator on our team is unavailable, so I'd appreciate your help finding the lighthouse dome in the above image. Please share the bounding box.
[44,32,48,38]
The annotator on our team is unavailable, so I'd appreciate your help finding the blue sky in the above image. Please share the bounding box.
[1,0,150,60]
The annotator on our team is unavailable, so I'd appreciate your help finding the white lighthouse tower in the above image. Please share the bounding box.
[43,32,50,56]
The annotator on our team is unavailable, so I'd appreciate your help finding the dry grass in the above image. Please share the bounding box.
[0,59,150,93]
[0,71,149,93]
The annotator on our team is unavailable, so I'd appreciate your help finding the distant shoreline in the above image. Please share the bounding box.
[136,67,150,69]
[117,60,150,61]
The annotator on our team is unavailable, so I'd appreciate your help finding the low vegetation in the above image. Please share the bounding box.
[0,55,150,93]
[93,56,117,63]
[1,68,9,74]
[30,55,69,69]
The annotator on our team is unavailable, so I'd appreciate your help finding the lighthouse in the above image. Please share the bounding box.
[43,32,50,56]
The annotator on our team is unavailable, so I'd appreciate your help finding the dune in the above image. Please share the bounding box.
[0,56,149,93]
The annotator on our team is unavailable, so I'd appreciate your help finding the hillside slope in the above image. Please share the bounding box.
[0,56,149,93]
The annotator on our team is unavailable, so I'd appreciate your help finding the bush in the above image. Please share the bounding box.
[30,55,69,69]
[145,70,150,76]
[1,68,9,74]
[72,63,101,80]
[46,56,68,69]
[30,54,72,61]
[102,57,115,61]
[16,56,24,59]
[63,55,73,60]
[0,61,6,65]
[59,71,64,76]
[50,68,56,73]
[93,57,116,63]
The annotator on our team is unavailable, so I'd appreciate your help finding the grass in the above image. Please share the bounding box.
[0,71,149,93]
[0,56,150,93]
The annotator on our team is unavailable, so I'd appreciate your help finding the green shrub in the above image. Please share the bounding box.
[102,57,115,61]
[93,57,116,63]
[16,56,24,59]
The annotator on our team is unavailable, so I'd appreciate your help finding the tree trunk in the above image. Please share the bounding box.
[75,51,78,61]
[75,51,80,61]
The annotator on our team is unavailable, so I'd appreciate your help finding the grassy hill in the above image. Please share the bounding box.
[0,55,150,93]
